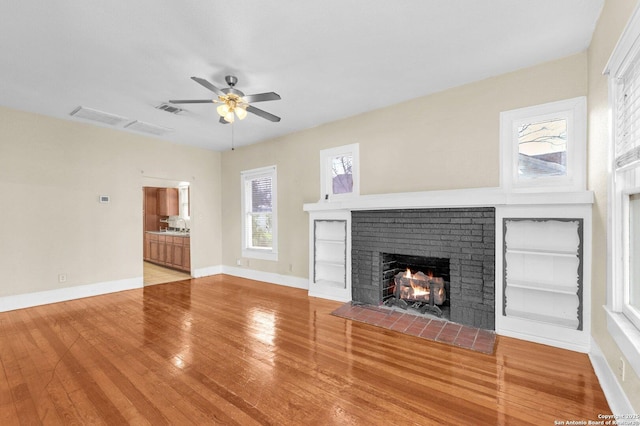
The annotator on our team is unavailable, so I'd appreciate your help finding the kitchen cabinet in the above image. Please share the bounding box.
[143,187,159,232]
[157,188,179,216]
[144,232,190,272]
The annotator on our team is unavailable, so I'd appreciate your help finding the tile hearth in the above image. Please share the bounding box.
[331,302,496,354]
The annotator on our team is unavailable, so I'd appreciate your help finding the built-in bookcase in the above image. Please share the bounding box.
[503,218,583,330]
[496,204,591,353]
[314,220,347,287]
[308,210,351,302]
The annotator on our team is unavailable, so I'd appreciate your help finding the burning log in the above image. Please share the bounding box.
[394,269,446,305]
[392,268,446,317]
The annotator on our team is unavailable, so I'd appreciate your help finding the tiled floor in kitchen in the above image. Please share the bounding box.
[143,261,191,286]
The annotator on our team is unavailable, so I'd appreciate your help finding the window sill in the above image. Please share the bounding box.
[242,249,278,262]
[605,305,640,377]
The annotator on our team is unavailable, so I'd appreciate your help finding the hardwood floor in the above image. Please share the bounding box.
[0,275,611,425]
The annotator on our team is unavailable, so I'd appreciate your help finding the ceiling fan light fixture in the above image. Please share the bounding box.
[235,106,247,120]
[224,111,235,123]
[217,103,230,116]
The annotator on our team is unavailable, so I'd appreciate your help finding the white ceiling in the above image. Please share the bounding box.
[0,1,604,151]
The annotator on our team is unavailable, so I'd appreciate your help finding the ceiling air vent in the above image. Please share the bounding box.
[124,120,173,136]
[155,103,185,114]
[69,106,130,126]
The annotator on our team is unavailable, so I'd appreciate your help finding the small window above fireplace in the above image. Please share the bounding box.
[319,143,359,201]
[500,97,586,193]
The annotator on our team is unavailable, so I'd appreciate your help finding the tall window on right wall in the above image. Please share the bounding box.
[604,2,640,376]
[500,96,586,192]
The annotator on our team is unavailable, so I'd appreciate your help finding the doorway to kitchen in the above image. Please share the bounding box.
[142,178,192,286]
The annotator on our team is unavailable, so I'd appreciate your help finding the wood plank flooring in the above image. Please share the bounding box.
[0,275,611,425]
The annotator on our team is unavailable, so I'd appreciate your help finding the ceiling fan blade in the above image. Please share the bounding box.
[246,105,281,122]
[169,99,213,104]
[219,116,229,124]
[242,92,281,103]
[191,77,225,96]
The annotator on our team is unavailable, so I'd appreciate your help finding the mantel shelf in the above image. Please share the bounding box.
[303,188,594,213]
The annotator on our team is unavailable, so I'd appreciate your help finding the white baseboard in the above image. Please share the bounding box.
[0,266,306,312]
[497,326,590,353]
[589,337,637,417]
[192,265,223,278]
[0,277,143,312]
[220,265,308,290]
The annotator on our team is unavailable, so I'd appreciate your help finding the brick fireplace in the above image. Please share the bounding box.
[351,208,495,330]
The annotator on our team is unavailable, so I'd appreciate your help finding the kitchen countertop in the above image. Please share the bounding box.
[146,231,190,237]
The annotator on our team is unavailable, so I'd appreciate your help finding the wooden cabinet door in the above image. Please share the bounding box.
[157,235,166,263]
[172,243,183,269]
[157,188,179,216]
[182,242,190,271]
[144,233,151,261]
[164,236,173,264]
[149,235,160,262]
[143,187,159,231]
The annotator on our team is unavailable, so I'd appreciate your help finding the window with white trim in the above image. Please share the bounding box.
[604,2,640,377]
[608,29,640,331]
[500,97,586,192]
[178,184,190,220]
[241,166,277,261]
[320,143,359,201]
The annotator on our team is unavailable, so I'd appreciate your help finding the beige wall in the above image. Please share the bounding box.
[588,0,640,411]
[221,52,587,278]
[0,106,222,297]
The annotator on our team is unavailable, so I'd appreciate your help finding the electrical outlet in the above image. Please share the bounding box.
[619,357,626,381]
[288,263,293,272]
[236,258,242,266]
[58,273,67,283]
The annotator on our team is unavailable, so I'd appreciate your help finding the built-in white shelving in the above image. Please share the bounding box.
[503,218,583,330]
[308,210,351,302]
[314,220,346,286]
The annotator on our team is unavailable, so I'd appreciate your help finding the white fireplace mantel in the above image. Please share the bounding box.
[303,187,594,212]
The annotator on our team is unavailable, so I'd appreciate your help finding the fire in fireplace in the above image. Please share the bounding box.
[381,253,450,319]
[388,268,447,317]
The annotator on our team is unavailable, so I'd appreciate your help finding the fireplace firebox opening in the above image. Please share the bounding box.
[381,253,450,320]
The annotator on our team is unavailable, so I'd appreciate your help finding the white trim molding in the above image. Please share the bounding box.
[606,305,640,378]
[0,277,142,312]
[221,266,308,290]
[589,337,638,417]
[304,187,594,212]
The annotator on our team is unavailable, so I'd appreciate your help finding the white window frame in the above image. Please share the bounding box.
[622,187,640,330]
[500,97,586,193]
[319,143,360,201]
[241,165,278,261]
[604,2,640,380]
[178,183,190,220]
